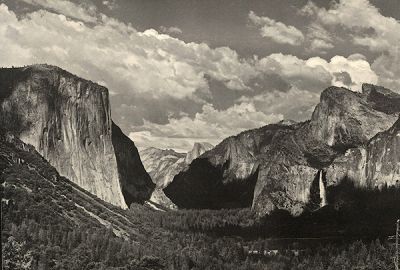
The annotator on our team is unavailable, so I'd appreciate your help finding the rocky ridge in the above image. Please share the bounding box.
[165,84,400,215]
[0,132,141,239]
[0,64,154,208]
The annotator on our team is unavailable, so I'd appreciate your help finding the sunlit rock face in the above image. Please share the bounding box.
[165,84,400,215]
[140,142,214,209]
[0,64,154,208]
[184,142,213,164]
[140,147,185,209]
[251,122,336,216]
[327,117,400,189]
[140,147,186,189]
[310,85,399,148]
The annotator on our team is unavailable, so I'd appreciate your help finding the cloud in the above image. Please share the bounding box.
[301,0,400,53]
[0,1,392,151]
[304,22,334,52]
[255,53,377,92]
[128,49,378,150]
[371,53,400,92]
[130,102,283,151]
[239,87,320,122]
[102,0,118,10]
[159,26,182,35]
[256,53,332,92]
[300,0,400,89]
[0,3,261,126]
[248,11,304,46]
[0,3,258,100]
[309,39,334,51]
[20,0,98,23]
[306,55,377,91]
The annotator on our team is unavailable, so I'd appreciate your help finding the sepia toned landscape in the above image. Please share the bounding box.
[1,0,399,269]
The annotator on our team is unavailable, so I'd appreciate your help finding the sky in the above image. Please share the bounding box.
[1,0,399,152]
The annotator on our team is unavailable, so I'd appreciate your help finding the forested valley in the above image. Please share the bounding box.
[2,131,400,270]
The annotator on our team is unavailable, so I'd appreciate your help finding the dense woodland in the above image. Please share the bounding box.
[2,205,398,270]
[1,134,400,269]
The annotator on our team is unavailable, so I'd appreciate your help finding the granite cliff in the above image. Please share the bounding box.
[140,147,186,189]
[0,64,154,208]
[140,142,213,209]
[326,117,400,188]
[165,84,400,215]
[0,132,143,239]
[184,142,214,164]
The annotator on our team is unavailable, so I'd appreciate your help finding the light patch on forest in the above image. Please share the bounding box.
[74,203,128,239]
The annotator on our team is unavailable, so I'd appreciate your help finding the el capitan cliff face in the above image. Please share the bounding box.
[0,64,154,207]
[165,84,400,215]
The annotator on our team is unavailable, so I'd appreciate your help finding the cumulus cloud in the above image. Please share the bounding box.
[0,3,260,126]
[248,11,304,46]
[0,3,258,99]
[130,102,283,152]
[255,53,377,92]
[1,1,393,151]
[239,87,320,122]
[20,0,98,23]
[256,53,332,92]
[301,0,400,52]
[129,48,378,151]
[300,0,400,89]
[159,26,182,35]
[306,55,378,91]
[310,39,333,51]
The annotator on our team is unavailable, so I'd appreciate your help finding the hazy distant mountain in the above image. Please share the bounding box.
[140,142,213,209]
[0,65,154,208]
[164,84,400,215]
[184,142,214,164]
[140,147,186,188]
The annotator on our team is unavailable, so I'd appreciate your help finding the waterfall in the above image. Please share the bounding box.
[319,171,327,207]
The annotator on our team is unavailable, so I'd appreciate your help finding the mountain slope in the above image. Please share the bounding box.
[140,147,186,189]
[0,132,141,239]
[140,142,214,209]
[165,84,400,215]
[0,132,178,269]
[0,64,154,207]
[184,142,214,164]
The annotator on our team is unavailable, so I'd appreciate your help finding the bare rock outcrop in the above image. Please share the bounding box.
[164,84,400,215]
[0,64,154,207]
[326,117,400,188]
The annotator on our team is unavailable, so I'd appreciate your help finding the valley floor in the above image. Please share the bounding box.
[1,134,399,270]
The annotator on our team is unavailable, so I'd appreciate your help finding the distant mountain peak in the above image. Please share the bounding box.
[140,142,214,209]
[185,142,214,164]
